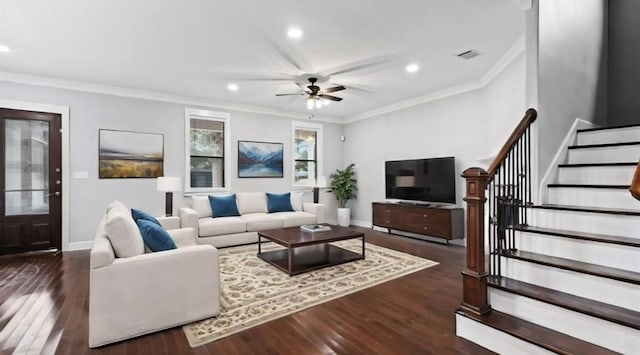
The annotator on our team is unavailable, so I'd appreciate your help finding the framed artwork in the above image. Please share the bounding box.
[237,140,284,178]
[99,129,164,178]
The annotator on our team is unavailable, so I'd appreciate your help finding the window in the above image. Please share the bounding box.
[185,108,230,193]
[292,121,323,186]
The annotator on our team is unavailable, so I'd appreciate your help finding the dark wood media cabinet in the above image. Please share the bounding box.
[372,202,464,243]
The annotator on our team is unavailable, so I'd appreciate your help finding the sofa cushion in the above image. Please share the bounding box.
[209,194,241,218]
[199,216,246,237]
[270,211,318,228]
[104,203,145,258]
[131,209,161,226]
[191,195,213,218]
[267,192,294,213]
[136,219,177,252]
[290,192,303,211]
[240,213,283,232]
[236,192,268,215]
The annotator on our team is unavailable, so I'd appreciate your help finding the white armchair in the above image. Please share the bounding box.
[89,214,220,348]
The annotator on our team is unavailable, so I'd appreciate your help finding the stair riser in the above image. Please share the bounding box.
[558,166,636,185]
[548,188,639,211]
[568,145,640,164]
[533,209,640,239]
[489,288,640,354]
[578,127,640,145]
[501,258,640,312]
[515,232,640,273]
[455,314,554,355]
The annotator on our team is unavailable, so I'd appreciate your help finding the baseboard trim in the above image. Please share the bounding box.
[539,118,595,203]
[67,241,94,251]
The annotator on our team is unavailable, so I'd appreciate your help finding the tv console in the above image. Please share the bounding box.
[372,202,464,244]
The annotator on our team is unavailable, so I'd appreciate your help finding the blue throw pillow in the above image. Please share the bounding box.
[209,194,240,218]
[136,219,177,252]
[131,208,161,226]
[267,192,294,213]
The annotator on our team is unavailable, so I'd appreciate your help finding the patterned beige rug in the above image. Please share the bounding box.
[183,240,438,347]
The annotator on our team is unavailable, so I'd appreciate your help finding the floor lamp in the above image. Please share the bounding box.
[157,177,181,216]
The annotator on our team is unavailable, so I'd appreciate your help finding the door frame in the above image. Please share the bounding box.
[0,99,71,251]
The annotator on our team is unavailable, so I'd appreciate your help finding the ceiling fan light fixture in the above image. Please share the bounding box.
[307,98,314,110]
[315,99,322,109]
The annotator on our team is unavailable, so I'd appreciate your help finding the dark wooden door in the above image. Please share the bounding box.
[0,108,62,254]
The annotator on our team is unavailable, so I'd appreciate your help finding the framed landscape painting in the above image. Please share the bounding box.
[238,140,283,178]
[99,129,164,178]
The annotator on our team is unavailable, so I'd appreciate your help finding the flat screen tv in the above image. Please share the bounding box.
[385,157,456,204]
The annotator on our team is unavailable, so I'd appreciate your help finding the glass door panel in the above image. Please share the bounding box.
[4,119,50,216]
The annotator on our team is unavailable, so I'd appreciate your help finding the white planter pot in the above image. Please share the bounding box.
[337,208,351,227]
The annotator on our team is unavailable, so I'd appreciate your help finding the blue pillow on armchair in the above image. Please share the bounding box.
[209,194,241,218]
[136,219,177,252]
[267,192,294,213]
[131,208,161,226]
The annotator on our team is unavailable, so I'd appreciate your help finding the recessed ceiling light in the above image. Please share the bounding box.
[227,83,239,92]
[287,27,303,39]
[405,63,419,73]
[0,44,11,53]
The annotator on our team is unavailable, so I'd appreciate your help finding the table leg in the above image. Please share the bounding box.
[288,248,293,275]
[258,235,262,255]
[362,235,366,259]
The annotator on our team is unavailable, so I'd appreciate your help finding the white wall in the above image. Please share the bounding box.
[0,81,344,244]
[537,0,607,179]
[342,54,526,233]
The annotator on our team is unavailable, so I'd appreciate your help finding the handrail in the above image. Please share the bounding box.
[630,161,640,201]
[487,108,538,177]
[458,108,537,316]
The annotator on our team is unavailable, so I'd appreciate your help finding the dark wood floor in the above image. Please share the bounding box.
[0,227,493,355]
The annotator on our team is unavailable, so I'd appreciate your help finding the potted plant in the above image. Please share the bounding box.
[329,163,357,226]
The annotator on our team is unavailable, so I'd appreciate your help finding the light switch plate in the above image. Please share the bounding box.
[72,171,89,179]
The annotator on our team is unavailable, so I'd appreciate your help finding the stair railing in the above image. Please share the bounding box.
[459,108,537,315]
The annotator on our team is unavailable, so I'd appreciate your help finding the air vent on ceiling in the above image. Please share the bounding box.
[457,50,481,60]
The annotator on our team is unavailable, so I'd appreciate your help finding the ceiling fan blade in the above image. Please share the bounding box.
[323,54,396,77]
[318,94,343,102]
[264,36,313,72]
[322,85,346,94]
[275,93,306,96]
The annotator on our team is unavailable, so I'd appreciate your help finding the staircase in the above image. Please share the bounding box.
[456,116,640,354]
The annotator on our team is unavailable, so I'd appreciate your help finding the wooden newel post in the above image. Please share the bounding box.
[459,167,491,315]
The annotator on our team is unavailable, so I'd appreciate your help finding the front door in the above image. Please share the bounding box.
[0,108,62,255]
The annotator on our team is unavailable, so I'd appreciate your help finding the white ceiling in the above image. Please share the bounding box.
[0,0,524,120]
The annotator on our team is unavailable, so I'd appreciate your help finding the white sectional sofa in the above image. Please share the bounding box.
[179,192,326,248]
[89,202,220,348]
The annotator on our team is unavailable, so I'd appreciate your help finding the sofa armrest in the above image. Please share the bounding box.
[89,245,220,347]
[157,216,181,230]
[167,227,197,247]
[303,202,326,224]
[179,207,199,235]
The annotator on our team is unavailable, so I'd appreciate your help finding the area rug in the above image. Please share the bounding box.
[182,240,438,347]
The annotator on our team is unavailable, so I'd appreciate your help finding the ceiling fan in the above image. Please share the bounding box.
[276,77,346,110]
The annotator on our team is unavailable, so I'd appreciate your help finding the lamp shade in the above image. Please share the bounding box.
[157,177,181,192]
[315,176,328,188]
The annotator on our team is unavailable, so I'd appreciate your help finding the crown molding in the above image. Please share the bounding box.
[0,71,343,124]
[343,36,525,124]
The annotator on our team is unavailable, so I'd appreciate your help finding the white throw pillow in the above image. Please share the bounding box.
[236,192,268,215]
[104,204,145,258]
[290,192,304,211]
[191,195,213,218]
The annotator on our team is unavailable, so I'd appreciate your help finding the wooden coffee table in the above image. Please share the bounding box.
[257,225,365,276]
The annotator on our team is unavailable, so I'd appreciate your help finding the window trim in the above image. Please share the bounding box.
[184,108,231,194]
[291,120,323,187]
